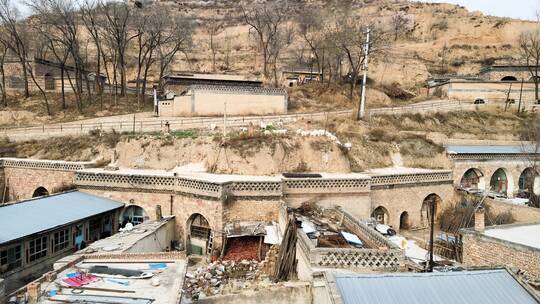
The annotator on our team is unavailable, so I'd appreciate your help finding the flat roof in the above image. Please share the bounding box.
[0,191,124,244]
[335,269,538,304]
[164,73,261,83]
[446,145,537,154]
[484,224,540,250]
[364,167,448,176]
[79,217,175,254]
[36,256,186,303]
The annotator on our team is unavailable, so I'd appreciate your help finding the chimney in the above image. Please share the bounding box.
[474,207,485,232]
[26,282,41,304]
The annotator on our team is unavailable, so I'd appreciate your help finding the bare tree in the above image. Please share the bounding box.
[390,11,414,41]
[0,0,30,98]
[297,8,326,82]
[0,39,7,106]
[157,15,193,91]
[29,0,86,113]
[81,0,107,110]
[327,12,388,100]
[101,2,136,97]
[519,30,540,101]
[224,34,232,70]
[242,2,290,80]
[205,18,224,72]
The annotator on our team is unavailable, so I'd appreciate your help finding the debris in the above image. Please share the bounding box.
[340,231,363,246]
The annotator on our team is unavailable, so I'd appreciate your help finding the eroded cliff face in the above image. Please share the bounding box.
[113,135,351,175]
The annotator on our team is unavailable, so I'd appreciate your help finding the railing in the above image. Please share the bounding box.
[283,177,371,194]
[296,227,403,271]
[1,100,475,139]
[448,153,539,160]
[370,171,453,187]
[0,158,96,171]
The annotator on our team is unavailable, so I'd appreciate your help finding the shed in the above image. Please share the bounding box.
[331,269,539,304]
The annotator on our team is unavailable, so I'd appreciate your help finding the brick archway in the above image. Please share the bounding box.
[32,186,49,198]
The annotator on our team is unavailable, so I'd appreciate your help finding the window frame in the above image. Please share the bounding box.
[0,244,22,273]
[53,228,70,253]
[27,235,48,263]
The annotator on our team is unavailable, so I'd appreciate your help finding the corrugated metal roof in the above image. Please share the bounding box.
[446,145,537,154]
[0,191,124,244]
[335,269,538,304]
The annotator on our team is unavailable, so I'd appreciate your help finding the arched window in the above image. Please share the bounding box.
[32,187,49,197]
[399,211,410,230]
[501,76,517,81]
[371,206,389,224]
[519,168,539,195]
[460,168,485,190]
[120,205,148,226]
[44,73,55,90]
[421,194,442,227]
[490,168,514,195]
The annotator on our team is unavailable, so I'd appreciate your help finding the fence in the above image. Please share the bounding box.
[1,100,481,141]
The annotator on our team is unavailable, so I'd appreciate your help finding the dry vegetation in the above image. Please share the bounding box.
[4,107,536,173]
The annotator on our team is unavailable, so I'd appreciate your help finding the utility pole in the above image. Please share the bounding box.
[427,196,436,272]
[518,78,524,114]
[357,27,371,120]
[223,101,227,138]
[504,82,513,112]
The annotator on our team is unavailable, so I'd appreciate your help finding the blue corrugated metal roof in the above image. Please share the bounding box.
[446,145,537,154]
[0,191,124,244]
[336,269,538,304]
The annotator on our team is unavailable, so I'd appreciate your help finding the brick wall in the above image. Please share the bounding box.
[79,189,225,250]
[462,231,540,280]
[223,198,280,223]
[487,199,540,223]
[370,183,456,231]
[0,166,5,203]
[3,167,76,201]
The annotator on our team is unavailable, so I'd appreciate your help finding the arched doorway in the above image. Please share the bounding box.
[490,168,514,196]
[371,206,389,224]
[120,205,148,227]
[399,211,410,231]
[187,213,212,255]
[44,73,55,90]
[501,76,517,81]
[421,194,442,228]
[519,167,540,195]
[530,76,540,82]
[32,187,49,197]
[460,168,485,191]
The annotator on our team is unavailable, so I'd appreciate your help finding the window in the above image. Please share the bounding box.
[53,229,70,253]
[89,218,101,236]
[0,245,22,272]
[27,236,48,263]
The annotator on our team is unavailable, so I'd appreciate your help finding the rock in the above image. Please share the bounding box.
[186,272,195,279]
[204,272,212,279]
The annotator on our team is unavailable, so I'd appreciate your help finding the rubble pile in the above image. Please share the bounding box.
[223,236,266,261]
[183,259,262,301]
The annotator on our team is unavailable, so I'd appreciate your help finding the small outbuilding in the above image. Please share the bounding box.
[159,85,288,117]
[319,269,539,304]
[0,191,124,293]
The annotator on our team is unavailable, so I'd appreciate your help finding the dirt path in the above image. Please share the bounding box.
[1,99,477,141]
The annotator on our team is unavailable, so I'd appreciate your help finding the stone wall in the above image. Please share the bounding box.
[481,70,533,81]
[0,158,95,201]
[486,199,540,223]
[428,81,538,105]
[78,188,224,251]
[461,228,540,280]
[370,183,456,230]
[0,166,5,203]
[452,157,533,197]
[223,198,281,223]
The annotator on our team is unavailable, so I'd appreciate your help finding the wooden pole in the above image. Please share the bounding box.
[518,78,524,114]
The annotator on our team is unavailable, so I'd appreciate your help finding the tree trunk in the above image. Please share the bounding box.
[60,65,66,109]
